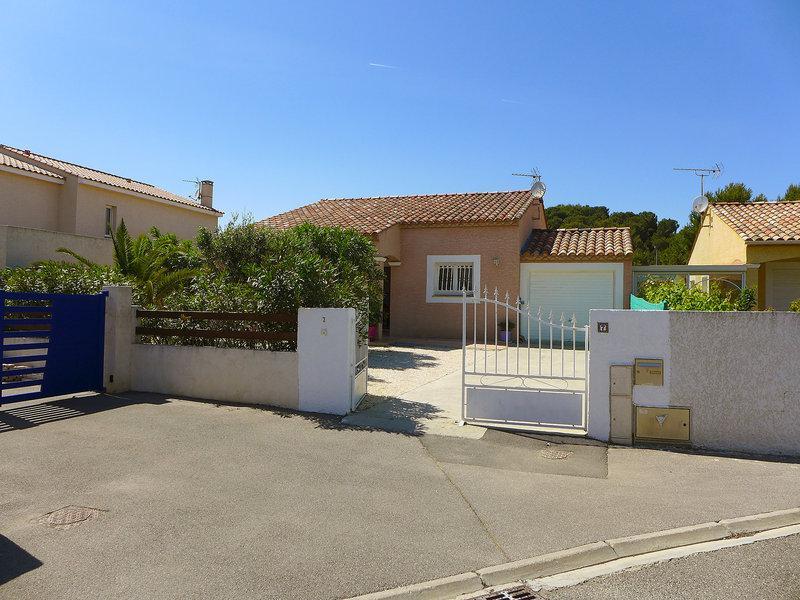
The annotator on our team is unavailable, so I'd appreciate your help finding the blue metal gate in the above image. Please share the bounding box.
[1,291,106,405]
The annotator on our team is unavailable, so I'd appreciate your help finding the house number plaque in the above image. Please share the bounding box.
[597,322,609,333]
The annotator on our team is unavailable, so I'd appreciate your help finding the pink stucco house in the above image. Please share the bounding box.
[262,188,633,339]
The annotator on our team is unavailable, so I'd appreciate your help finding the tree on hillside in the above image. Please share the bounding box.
[778,184,800,202]
[544,205,699,266]
[707,182,754,203]
[545,204,610,229]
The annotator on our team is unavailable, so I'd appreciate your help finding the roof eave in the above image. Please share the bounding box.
[79,179,223,216]
[0,163,64,184]
[745,239,800,245]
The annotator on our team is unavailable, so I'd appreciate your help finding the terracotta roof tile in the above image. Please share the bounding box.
[712,202,800,242]
[260,190,535,234]
[523,227,634,260]
[1,151,63,179]
[0,145,222,215]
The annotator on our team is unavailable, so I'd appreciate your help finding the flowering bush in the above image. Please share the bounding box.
[639,278,756,311]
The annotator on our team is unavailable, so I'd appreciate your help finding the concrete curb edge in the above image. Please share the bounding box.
[346,507,800,600]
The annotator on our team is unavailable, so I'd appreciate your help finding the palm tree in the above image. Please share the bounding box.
[58,220,198,307]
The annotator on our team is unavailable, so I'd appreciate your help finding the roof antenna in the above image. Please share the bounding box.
[513,168,546,200]
[182,178,201,200]
[673,163,723,213]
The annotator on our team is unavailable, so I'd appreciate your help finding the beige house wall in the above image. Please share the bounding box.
[688,207,800,308]
[0,170,61,230]
[1,168,219,268]
[688,210,748,266]
[0,225,113,268]
[76,184,218,240]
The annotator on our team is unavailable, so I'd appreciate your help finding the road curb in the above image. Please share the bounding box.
[606,522,729,558]
[348,572,483,600]
[476,542,616,586]
[720,507,800,536]
[347,507,800,600]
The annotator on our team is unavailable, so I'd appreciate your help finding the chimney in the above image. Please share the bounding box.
[199,180,214,208]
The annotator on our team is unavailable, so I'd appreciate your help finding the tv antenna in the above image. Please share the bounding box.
[513,168,546,200]
[673,163,723,197]
[182,178,201,200]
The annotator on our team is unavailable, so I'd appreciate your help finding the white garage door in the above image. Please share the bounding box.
[767,262,800,310]
[522,264,621,342]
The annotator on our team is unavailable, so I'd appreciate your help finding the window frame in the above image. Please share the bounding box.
[426,255,481,304]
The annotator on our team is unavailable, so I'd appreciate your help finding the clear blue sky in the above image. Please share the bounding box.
[2,1,798,225]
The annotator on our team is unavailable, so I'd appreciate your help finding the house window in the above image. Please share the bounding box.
[436,263,474,295]
[105,206,116,237]
[426,255,481,303]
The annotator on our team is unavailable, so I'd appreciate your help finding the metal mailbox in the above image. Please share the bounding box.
[634,358,664,386]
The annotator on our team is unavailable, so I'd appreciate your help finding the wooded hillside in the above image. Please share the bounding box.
[544,182,799,265]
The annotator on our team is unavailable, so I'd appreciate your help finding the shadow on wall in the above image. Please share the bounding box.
[0,393,168,434]
[368,349,440,371]
[0,535,42,585]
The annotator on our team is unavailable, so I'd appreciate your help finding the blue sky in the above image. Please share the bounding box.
[1,1,798,225]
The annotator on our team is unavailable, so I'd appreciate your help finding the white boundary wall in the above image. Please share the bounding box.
[589,309,800,456]
[132,344,300,409]
[101,288,360,415]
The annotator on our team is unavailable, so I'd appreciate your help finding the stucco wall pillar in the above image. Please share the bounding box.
[58,175,80,234]
[0,225,8,269]
[102,285,135,394]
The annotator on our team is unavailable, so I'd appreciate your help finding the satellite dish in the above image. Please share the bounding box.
[692,195,709,214]
[531,180,546,200]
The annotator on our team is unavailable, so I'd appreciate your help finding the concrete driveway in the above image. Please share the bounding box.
[344,341,587,437]
[2,392,800,599]
[344,341,471,436]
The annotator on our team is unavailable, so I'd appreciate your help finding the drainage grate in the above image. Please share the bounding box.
[474,585,543,600]
[38,506,104,529]
[540,447,573,460]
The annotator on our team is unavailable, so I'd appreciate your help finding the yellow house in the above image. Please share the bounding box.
[0,145,222,268]
[689,202,800,309]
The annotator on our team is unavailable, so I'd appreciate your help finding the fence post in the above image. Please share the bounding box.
[102,286,134,394]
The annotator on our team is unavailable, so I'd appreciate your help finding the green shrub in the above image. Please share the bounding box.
[2,221,384,348]
[0,262,135,297]
[639,278,756,311]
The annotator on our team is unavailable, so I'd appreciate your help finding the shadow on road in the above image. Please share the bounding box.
[0,393,168,434]
[0,535,42,585]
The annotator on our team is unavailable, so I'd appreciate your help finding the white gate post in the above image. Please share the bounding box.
[297,308,357,415]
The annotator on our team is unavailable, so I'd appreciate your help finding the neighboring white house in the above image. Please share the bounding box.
[0,145,222,268]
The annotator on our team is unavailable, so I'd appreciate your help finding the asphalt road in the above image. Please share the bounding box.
[2,392,800,599]
[542,534,800,600]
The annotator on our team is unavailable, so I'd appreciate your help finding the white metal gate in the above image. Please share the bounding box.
[461,288,589,434]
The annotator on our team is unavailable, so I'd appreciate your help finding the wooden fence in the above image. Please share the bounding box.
[135,309,297,343]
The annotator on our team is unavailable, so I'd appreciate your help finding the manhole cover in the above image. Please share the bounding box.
[540,447,573,460]
[38,506,103,529]
[473,585,543,600]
